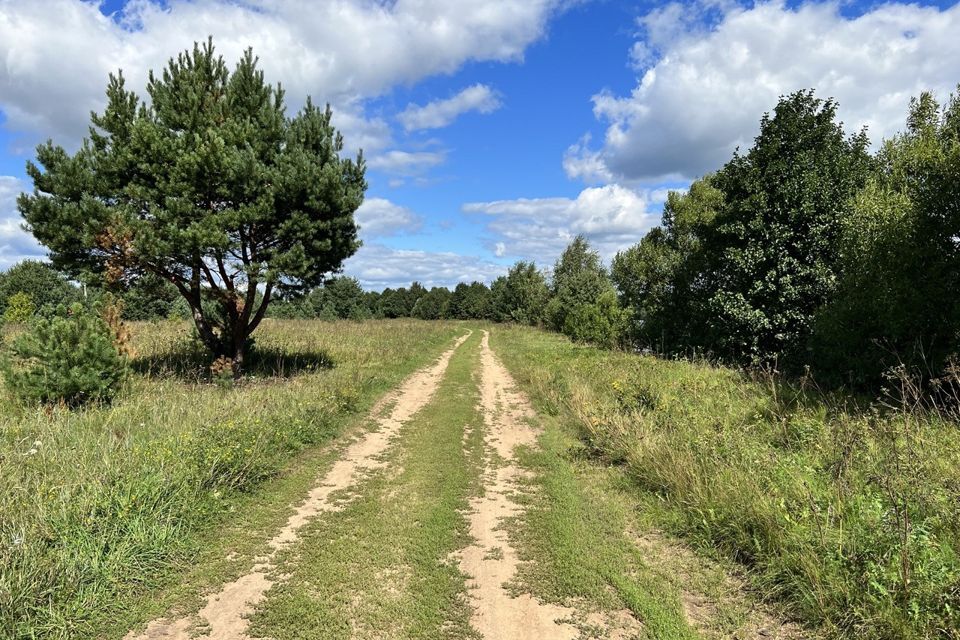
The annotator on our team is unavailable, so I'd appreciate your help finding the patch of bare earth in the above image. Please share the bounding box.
[630,530,810,639]
[126,332,471,640]
[456,331,642,640]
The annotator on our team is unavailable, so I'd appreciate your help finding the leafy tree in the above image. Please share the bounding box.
[548,236,614,332]
[489,261,550,325]
[612,177,721,352]
[449,281,492,320]
[405,282,427,315]
[0,260,77,317]
[361,290,382,318]
[411,287,452,320]
[810,90,960,385]
[304,276,367,319]
[18,40,366,375]
[706,90,872,365]
[2,303,127,406]
[377,288,406,318]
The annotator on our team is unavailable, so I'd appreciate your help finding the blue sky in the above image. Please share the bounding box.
[1,0,959,288]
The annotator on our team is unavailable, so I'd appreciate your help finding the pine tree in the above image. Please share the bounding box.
[2,303,126,406]
[18,39,366,375]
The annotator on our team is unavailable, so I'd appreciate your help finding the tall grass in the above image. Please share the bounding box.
[491,325,960,640]
[0,319,462,639]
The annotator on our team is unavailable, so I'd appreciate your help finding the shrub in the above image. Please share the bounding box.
[2,303,127,406]
[561,291,630,349]
[0,260,77,318]
[3,292,36,323]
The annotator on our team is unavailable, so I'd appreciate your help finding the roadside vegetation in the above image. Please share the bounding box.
[0,319,461,639]
[493,325,960,640]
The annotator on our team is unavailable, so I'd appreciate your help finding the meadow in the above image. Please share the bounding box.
[0,319,463,639]
[493,325,960,640]
[2,319,959,639]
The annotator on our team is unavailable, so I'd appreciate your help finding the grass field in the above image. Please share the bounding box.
[492,325,960,640]
[0,319,463,639]
[2,320,958,639]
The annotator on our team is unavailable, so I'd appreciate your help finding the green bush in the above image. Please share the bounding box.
[561,291,629,349]
[2,303,127,407]
[3,292,36,324]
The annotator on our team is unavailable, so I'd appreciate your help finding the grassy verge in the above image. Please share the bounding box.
[0,319,463,639]
[490,324,960,640]
[249,330,484,639]
[511,421,699,640]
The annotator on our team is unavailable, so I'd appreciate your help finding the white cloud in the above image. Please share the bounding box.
[343,243,505,290]
[398,84,502,132]
[0,0,565,149]
[354,198,423,238]
[463,183,661,265]
[568,1,960,184]
[367,150,446,177]
[0,176,44,270]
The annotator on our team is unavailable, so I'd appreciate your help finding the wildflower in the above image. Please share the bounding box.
[33,439,42,447]
[26,448,38,456]
[10,533,23,547]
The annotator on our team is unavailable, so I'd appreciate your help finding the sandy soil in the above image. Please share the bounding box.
[455,330,580,640]
[126,332,471,640]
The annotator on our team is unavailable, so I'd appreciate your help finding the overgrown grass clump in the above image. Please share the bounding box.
[0,319,461,639]
[492,325,960,640]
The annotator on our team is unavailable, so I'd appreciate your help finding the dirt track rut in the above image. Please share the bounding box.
[127,332,470,640]
[455,330,579,639]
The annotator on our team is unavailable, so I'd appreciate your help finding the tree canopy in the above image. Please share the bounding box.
[18,39,366,373]
[0,260,77,317]
[706,90,873,364]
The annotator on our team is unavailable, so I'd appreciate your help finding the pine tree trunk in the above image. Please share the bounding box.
[230,323,248,379]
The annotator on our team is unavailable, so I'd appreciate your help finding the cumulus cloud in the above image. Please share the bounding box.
[567,1,960,184]
[464,184,662,265]
[343,243,505,290]
[0,176,44,269]
[354,198,423,238]
[398,84,502,132]
[0,0,564,149]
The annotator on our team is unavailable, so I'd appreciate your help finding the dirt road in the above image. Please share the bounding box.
[124,329,798,640]
[127,333,471,640]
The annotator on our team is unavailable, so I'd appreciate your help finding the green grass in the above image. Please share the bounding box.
[510,422,699,640]
[0,319,464,639]
[490,324,960,640]
[249,330,485,639]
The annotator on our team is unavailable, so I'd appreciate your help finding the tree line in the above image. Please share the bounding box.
[6,86,957,391]
[612,89,960,388]
[323,87,959,389]
[5,38,958,389]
